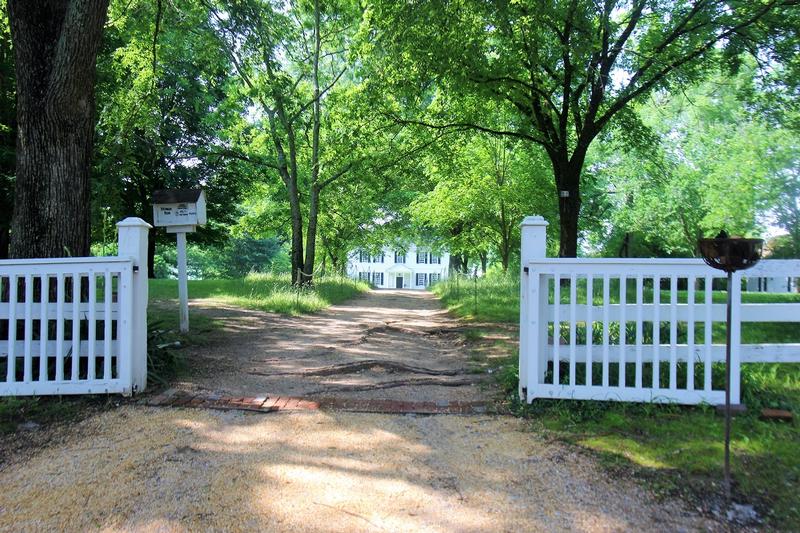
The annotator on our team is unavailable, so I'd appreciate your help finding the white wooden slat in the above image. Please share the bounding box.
[553,275,560,385]
[653,276,661,389]
[529,343,800,364]
[7,276,16,384]
[586,274,593,387]
[56,273,65,382]
[669,276,678,390]
[619,275,627,388]
[39,275,49,382]
[104,271,113,380]
[530,384,725,405]
[23,274,32,383]
[635,275,643,389]
[0,380,126,397]
[602,274,610,388]
[71,274,80,382]
[0,340,120,358]
[687,275,695,391]
[704,275,713,393]
[88,273,96,381]
[0,304,120,320]
[569,274,577,386]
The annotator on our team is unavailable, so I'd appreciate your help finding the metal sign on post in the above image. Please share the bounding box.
[152,189,207,333]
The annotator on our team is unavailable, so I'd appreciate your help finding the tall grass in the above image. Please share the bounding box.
[149,272,369,315]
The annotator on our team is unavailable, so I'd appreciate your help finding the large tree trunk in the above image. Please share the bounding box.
[7,0,109,259]
[550,150,585,258]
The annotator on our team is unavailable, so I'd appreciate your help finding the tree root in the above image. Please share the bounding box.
[306,376,480,394]
[249,359,461,377]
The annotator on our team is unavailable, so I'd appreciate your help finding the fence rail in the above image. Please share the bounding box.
[518,216,800,406]
[0,218,151,397]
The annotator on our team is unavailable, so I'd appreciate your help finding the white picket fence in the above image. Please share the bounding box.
[519,217,800,405]
[0,218,151,397]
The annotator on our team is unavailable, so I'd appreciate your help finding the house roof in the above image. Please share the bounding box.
[152,189,204,204]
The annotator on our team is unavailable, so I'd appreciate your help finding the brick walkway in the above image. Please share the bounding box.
[144,388,502,415]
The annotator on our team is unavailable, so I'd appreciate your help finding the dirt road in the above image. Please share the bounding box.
[179,290,488,403]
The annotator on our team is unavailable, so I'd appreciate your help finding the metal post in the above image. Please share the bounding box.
[176,231,189,333]
[724,270,733,503]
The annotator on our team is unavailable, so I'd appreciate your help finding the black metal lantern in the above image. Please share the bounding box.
[698,231,763,504]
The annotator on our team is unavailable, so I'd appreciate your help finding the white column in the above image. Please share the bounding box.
[176,231,189,333]
[117,217,152,394]
[519,216,549,401]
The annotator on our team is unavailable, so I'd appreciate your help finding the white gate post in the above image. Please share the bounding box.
[519,216,548,401]
[117,217,152,393]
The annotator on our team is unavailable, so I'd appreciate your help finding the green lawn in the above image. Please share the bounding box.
[149,272,369,315]
[433,274,800,529]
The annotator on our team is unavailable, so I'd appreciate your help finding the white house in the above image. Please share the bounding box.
[346,244,449,289]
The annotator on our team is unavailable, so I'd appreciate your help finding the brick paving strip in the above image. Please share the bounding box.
[143,388,504,415]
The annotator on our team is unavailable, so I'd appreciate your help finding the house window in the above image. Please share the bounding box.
[430,254,441,265]
[373,253,384,263]
[359,251,369,263]
[429,273,440,284]
[395,251,405,264]
[372,272,384,286]
[358,272,370,281]
[416,251,428,264]
[416,273,428,286]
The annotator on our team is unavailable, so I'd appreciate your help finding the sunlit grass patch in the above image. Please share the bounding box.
[149,273,369,315]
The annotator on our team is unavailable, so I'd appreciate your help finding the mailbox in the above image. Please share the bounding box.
[152,189,207,229]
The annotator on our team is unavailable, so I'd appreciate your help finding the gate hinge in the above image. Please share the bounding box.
[523,267,529,274]
[133,265,139,272]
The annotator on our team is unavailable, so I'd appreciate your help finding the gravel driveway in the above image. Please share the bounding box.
[0,406,715,532]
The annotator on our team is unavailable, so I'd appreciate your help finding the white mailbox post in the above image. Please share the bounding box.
[152,189,207,332]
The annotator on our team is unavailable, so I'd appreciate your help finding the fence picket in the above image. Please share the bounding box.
[670,276,678,390]
[687,275,695,391]
[602,274,610,388]
[704,275,713,393]
[7,276,16,384]
[586,274,593,387]
[71,274,80,382]
[23,274,32,383]
[104,270,113,380]
[569,273,577,386]
[619,275,627,387]
[635,275,643,389]
[553,275,560,385]
[88,273,96,381]
[56,273,65,382]
[653,276,661,389]
[39,275,49,382]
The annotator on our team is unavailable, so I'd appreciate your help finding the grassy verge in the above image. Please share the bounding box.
[149,272,369,315]
[433,273,800,529]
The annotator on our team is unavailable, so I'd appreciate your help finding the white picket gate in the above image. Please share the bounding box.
[519,217,800,406]
[0,218,151,397]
